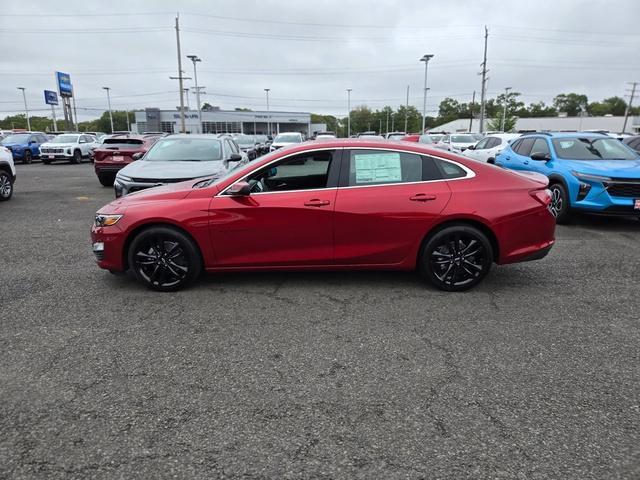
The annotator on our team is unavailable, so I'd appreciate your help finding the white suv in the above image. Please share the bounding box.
[40,133,97,164]
[0,145,16,201]
[462,133,521,163]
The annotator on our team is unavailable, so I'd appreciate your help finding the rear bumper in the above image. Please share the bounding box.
[95,165,125,175]
[495,206,557,265]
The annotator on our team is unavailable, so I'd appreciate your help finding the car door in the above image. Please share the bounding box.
[208,148,341,267]
[333,148,452,266]
[28,135,39,156]
[506,137,535,171]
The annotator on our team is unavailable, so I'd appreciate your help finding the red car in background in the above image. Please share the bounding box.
[402,134,420,142]
[91,139,556,292]
[93,134,163,186]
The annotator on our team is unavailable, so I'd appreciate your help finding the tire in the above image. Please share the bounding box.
[127,226,202,292]
[71,150,82,164]
[0,171,13,201]
[419,225,493,292]
[487,157,495,164]
[549,183,570,224]
[23,150,32,164]
[97,174,114,187]
[43,158,52,165]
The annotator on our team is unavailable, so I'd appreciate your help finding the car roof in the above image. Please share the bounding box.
[520,131,610,139]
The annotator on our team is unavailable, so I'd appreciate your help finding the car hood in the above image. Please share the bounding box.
[42,142,76,148]
[1,143,25,149]
[560,159,640,179]
[451,142,476,149]
[119,159,227,179]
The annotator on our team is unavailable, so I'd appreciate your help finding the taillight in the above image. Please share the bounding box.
[530,188,552,206]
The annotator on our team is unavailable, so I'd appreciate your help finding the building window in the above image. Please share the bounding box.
[135,122,147,133]
[160,122,174,133]
[202,121,242,134]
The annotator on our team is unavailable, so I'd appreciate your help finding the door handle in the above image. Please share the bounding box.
[523,160,529,165]
[505,156,510,161]
[410,194,436,202]
[304,199,330,207]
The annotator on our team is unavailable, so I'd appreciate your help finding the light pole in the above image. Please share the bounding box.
[17,87,31,131]
[501,86,512,132]
[420,54,434,133]
[187,55,202,133]
[347,88,352,137]
[183,88,191,110]
[102,87,114,133]
[264,88,271,135]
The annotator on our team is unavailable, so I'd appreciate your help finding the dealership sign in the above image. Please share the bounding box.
[56,71,73,97]
[44,90,58,105]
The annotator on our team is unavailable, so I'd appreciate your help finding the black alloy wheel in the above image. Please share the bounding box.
[0,171,13,201]
[421,225,493,292]
[128,226,202,291]
[23,150,32,164]
[72,150,82,164]
[549,183,570,224]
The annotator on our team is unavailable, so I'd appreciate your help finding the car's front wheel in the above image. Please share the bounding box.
[420,225,493,292]
[128,226,202,292]
[71,150,82,164]
[0,171,13,201]
[549,183,570,224]
[23,150,32,164]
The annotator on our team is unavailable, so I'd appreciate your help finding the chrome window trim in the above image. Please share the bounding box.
[217,145,476,197]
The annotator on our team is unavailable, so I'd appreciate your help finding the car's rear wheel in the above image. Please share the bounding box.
[128,226,202,292]
[23,150,32,164]
[549,183,570,224]
[0,171,13,201]
[43,158,51,165]
[97,174,114,187]
[71,150,82,164]
[420,225,493,292]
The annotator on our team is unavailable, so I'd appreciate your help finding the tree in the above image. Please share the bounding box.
[587,96,627,116]
[526,102,557,117]
[487,110,517,132]
[553,93,588,116]
[0,114,56,132]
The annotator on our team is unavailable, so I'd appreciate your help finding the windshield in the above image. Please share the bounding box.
[388,134,405,140]
[145,137,223,162]
[419,135,433,144]
[233,135,255,146]
[552,137,637,160]
[51,135,79,143]
[429,135,443,142]
[451,135,477,143]
[274,133,301,143]
[1,134,30,144]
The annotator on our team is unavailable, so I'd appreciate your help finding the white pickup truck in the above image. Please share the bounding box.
[40,133,97,164]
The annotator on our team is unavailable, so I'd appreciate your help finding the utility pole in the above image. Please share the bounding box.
[126,110,131,132]
[404,85,409,132]
[71,87,78,131]
[347,88,352,137]
[501,86,512,132]
[17,87,31,131]
[385,110,389,134]
[264,88,271,135]
[51,103,58,132]
[469,90,475,132]
[420,54,434,133]
[187,55,202,133]
[622,81,638,133]
[102,87,114,133]
[175,15,186,133]
[184,88,191,110]
[478,26,489,134]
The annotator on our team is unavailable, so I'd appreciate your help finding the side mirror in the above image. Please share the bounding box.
[227,181,251,196]
[229,153,243,162]
[530,152,551,161]
[29,140,37,145]
[467,145,475,150]
[131,152,144,160]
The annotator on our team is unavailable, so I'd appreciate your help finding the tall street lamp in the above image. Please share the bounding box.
[187,55,202,133]
[501,86,512,132]
[347,88,352,137]
[17,87,31,131]
[102,87,114,133]
[420,54,434,133]
[264,88,271,135]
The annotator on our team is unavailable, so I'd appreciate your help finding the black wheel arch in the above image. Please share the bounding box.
[547,174,570,199]
[122,222,205,271]
[418,218,500,267]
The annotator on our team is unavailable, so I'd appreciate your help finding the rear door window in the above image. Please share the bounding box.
[345,150,423,187]
[514,138,535,156]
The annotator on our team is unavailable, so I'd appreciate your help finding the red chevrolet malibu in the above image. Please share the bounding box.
[91,139,555,292]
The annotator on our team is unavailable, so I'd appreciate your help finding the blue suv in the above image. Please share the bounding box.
[495,132,640,223]
[0,132,48,164]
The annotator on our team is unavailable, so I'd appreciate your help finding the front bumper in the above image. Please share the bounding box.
[91,225,126,271]
[570,178,640,215]
[41,153,74,160]
[113,177,168,198]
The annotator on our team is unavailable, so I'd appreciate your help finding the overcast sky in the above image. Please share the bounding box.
[1,0,639,121]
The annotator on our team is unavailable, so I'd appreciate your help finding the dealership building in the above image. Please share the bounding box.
[133,107,319,136]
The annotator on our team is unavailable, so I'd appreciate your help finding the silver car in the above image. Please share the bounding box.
[114,134,248,198]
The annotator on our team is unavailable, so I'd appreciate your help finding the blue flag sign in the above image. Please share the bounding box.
[56,71,73,97]
[44,90,59,105]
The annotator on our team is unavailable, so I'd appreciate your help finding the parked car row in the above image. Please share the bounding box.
[0,131,107,164]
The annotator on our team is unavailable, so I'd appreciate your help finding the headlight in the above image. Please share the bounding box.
[94,214,123,227]
[571,171,611,183]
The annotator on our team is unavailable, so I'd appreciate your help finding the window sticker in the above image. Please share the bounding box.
[558,141,574,149]
[353,152,402,183]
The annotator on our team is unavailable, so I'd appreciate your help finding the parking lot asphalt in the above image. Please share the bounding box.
[1,163,639,479]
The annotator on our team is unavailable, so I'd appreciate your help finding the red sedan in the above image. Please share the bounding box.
[91,139,555,292]
[93,134,162,186]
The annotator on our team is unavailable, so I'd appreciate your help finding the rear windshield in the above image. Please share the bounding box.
[101,138,144,148]
[552,137,637,160]
[274,134,302,143]
[451,135,477,143]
